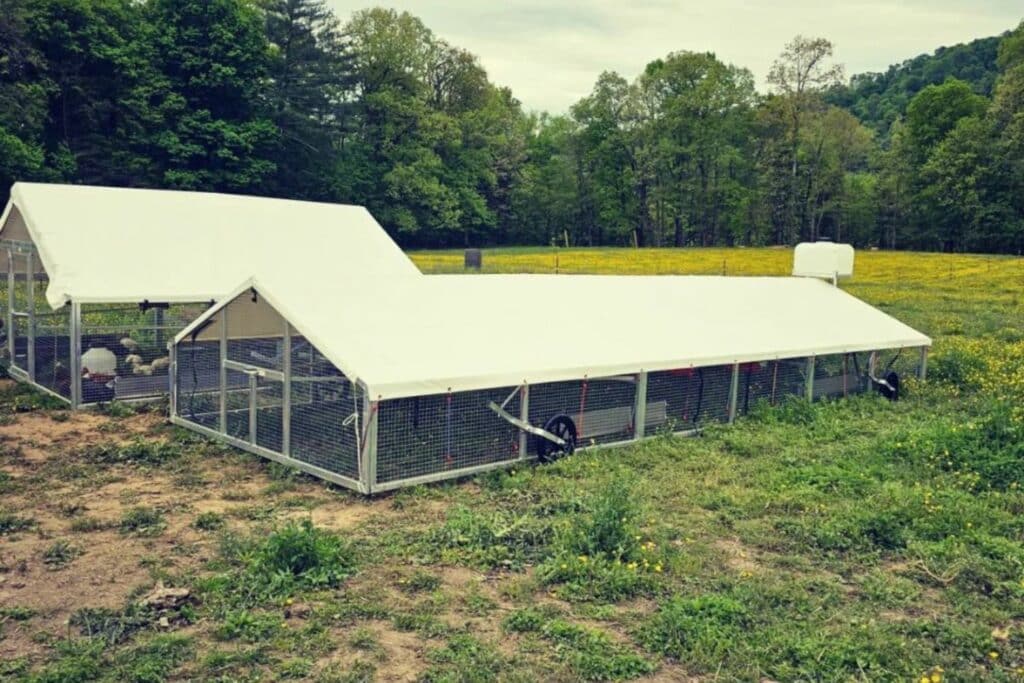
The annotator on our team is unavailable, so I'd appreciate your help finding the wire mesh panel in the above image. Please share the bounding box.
[175,338,223,429]
[34,305,71,398]
[813,353,869,400]
[528,377,637,448]
[223,370,253,442]
[647,364,735,430]
[734,358,809,416]
[8,251,34,378]
[375,386,522,486]
[289,337,361,480]
[80,302,209,403]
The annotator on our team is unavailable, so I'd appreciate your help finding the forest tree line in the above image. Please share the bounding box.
[1,0,1022,252]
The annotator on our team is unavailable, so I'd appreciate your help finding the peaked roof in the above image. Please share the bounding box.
[177,272,932,400]
[0,183,419,309]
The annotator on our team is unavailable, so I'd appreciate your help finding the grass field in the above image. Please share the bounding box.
[2,247,1024,682]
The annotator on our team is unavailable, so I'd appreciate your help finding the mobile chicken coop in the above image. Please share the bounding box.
[171,271,931,494]
[0,183,417,407]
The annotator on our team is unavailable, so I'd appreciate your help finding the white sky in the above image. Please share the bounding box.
[326,1,1022,113]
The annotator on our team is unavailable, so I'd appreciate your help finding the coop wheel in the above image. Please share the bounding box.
[536,414,577,463]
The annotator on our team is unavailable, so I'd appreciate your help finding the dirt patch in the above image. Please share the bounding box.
[713,537,762,574]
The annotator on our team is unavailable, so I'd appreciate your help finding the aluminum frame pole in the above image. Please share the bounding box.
[728,363,740,422]
[361,390,378,494]
[69,302,81,408]
[918,347,928,381]
[6,248,13,362]
[219,307,228,433]
[805,356,816,402]
[518,384,530,457]
[634,371,648,438]
[25,253,34,382]
[282,322,291,457]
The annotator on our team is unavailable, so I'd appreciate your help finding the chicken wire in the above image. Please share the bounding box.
[78,302,209,404]
[171,300,364,490]
[646,364,736,430]
[374,385,523,487]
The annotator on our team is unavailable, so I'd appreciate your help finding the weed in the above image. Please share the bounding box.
[57,501,86,517]
[193,511,225,531]
[636,594,748,665]
[42,539,81,569]
[70,516,111,533]
[215,609,282,642]
[504,607,654,680]
[211,519,355,606]
[0,606,35,620]
[70,605,151,644]
[424,504,553,569]
[101,401,137,418]
[399,569,441,593]
[79,438,181,466]
[112,634,192,682]
[421,634,509,681]
[119,506,165,536]
[0,510,35,534]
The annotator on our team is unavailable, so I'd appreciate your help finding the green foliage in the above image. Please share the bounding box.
[210,519,355,606]
[503,607,654,680]
[119,506,165,536]
[570,478,639,561]
[0,510,35,534]
[0,1,1021,253]
[215,610,282,642]
[421,634,509,682]
[193,511,226,531]
[828,35,1003,135]
[423,504,553,569]
[42,539,80,569]
[70,605,151,644]
[79,439,182,466]
[636,594,748,664]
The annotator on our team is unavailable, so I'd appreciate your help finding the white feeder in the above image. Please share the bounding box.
[81,346,116,378]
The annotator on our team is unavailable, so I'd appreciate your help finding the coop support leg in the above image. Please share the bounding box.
[6,248,13,362]
[728,363,740,422]
[219,307,227,433]
[26,253,34,383]
[518,384,530,457]
[918,347,928,381]
[634,371,648,439]
[805,356,816,402]
[168,340,177,418]
[282,322,291,457]
[361,391,378,494]
[248,373,257,446]
[69,302,81,409]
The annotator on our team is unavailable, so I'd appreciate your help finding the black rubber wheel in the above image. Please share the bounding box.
[536,414,577,463]
[877,371,900,401]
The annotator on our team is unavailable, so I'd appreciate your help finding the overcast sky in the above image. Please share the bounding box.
[325,1,1022,113]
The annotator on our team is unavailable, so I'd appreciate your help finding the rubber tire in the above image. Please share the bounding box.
[536,414,577,463]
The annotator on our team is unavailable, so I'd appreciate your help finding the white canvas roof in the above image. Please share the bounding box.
[177,273,932,400]
[0,182,419,309]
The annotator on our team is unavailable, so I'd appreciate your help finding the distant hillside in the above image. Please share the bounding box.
[827,33,1007,135]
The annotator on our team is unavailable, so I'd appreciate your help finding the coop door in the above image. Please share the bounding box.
[220,364,281,452]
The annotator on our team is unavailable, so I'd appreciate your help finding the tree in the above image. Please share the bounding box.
[767,36,845,242]
[0,0,52,199]
[138,0,278,191]
[261,0,357,200]
[904,78,987,160]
